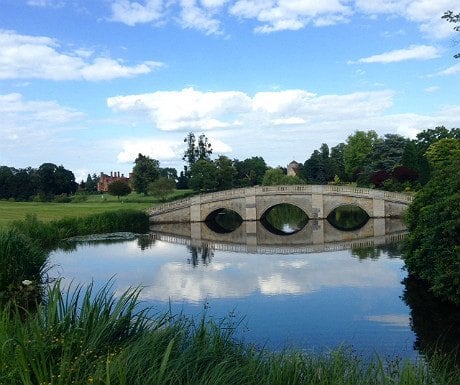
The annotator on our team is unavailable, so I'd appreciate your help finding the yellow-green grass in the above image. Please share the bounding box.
[0,201,151,229]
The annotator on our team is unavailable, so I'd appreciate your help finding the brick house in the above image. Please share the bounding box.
[97,171,131,192]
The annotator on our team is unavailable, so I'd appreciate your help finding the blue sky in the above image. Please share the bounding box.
[1,0,459,181]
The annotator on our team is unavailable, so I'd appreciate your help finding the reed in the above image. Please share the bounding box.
[1,282,458,385]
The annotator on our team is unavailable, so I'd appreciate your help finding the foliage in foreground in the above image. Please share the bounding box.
[1,282,459,385]
[404,138,460,305]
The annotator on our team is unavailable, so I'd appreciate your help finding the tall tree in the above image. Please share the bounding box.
[343,130,378,181]
[182,132,213,187]
[214,155,237,190]
[131,153,160,195]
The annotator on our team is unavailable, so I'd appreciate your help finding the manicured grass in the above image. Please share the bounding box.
[0,190,193,229]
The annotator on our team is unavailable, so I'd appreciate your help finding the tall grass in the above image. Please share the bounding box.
[0,229,47,302]
[1,282,458,385]
[10,209,150,250]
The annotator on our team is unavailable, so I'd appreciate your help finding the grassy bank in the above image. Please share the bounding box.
[0,190,193,229]
[1,281,458,385]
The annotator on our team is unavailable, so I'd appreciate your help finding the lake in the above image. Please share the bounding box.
[47,212,459,360]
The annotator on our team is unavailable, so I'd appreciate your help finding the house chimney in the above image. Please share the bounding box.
[110,172,113,177]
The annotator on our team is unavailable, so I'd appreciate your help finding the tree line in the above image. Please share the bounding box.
[162,126,459,193]
[0,163,77,201]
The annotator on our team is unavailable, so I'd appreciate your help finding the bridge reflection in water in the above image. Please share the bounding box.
[149,218,407,254]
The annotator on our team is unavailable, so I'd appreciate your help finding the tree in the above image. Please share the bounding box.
[404,138,460,304]
[234,156,268,187]
[262,168,304,186]
[131,154,160,195]
[343,130,378,181]
[149,177,176,201]
[188,159,218,192]
[37,163,77,197]
[214,155,237,190]
[442,10,460,58]
[182,133,213,188]
[107,180,131,200]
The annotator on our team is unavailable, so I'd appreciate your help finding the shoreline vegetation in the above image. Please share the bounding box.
[0,203,459,384]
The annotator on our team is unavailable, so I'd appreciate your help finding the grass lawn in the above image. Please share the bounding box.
[0,190,193,229]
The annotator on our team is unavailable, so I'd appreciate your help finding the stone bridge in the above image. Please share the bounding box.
[148,185,413,223]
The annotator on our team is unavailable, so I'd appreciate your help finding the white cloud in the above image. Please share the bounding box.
[0,93,84,164]
[230,0,352,33]
[355,0,459,39]
[109,0,163,26]
[117,139,180,163]
[107,87,252,131]
[0,30,163,81]
[433,63,460,76]
[178,0,224,35]
[353,45,441,64]
[424,86,440,93]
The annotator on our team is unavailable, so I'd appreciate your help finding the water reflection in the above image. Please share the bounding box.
[151,218,407,254]
[327,205,369,231]
[260,203,308,235]
[205,209,243,234]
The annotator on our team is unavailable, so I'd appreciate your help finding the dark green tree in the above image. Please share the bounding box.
[37,163,77,197]
[404,138,460,304]
[234,156,268,187]
[214,155,237,190]
[107,180,131,200]
[131,154,160,195]
[189,159,218,192]
[330,143,346,182]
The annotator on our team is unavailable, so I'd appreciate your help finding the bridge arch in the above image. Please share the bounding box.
[257,198,312,220]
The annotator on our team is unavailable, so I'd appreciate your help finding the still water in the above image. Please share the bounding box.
[46,211,436,359]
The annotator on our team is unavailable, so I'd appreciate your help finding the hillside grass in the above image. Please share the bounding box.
[0,190,193,229]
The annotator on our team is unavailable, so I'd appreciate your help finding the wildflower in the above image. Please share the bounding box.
[22,279,33,286]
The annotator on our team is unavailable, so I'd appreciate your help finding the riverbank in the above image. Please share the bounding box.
[1,280,459,385]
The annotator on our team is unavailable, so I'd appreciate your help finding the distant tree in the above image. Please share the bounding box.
[442,10,460,58]
[182,133,213,187]
[107,180,131,200]
[159,167,178,181]
[330,143,346,181]
[84,173,99,193]
[343,130,378,181]
[149,177,176,201]
[262,168,304,186]
[131,153,160,195]
[189,159,218,192]
[214,155,237,190]
[234,156,268,187]
[37,163,77,197]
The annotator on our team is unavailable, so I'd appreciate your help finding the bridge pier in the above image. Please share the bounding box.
[311,185,324,219]
[245,187,257,221]
[372,190,385,218]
